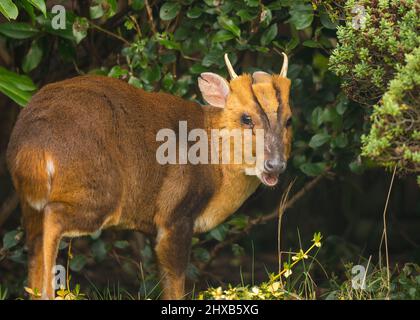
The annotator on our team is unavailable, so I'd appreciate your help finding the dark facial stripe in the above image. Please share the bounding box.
[250,88,271,129]
[275,86,284,124]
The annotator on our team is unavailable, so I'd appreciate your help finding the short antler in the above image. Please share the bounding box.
[224,53,238,79]
[280,52,288,78]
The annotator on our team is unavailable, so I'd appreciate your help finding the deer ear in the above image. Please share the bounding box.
[198,72,230,108]
[252,71,271,83]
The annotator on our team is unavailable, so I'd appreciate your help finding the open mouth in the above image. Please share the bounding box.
[261,172,279,187]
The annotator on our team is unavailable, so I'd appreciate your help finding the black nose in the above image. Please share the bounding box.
[264,159,287,174]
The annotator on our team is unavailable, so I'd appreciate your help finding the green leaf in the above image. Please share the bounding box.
[236,9,258,22]
[349,160,364,174]
[212,30,235,43]
[336,96,349,115]
[2,230,20,250]
[0,82,33,106]
[260,8,272,28]
[227,215,248,229]
[162,73,175,91]
[289,3,314,30]
[20,0,36,22]
[72,17,89,44]
[159,2,181,21]
[58,240,69,250]
[267,0,293,10]
[9,248,25,263]
[300,162,327,176]
[159,52,176,64]
[22,39,43,73]
[0,0,18,20]
[69,255,87,272]
[302,40,320,48]
[0,67,36,106]
[244,0,259,7]
[309,133,330,148]
[26,0,47,16]
[218,16,241,38]
[114,240,129,249]
[132,0,145,10]
[210,224,228,241]
[261,23,278,46]
[128,76,142,88]
[0,22,38,39]
[189,63,207,74]
[0,66,37,91]
[142,64,161,84]
[91,240,107,261]
[332,133,348,148]
[202,49,224,67]
[193,247,210,263]
[105,0,117,18]
[232,244,245,257]
[320,11,337,30]
[36,13,75,41]
[187,6,202,19]
[90,4,104,19]
[108,65,129,78]
[157,38,181,50]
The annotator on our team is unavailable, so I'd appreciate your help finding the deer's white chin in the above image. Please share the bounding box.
[260,172,279,187]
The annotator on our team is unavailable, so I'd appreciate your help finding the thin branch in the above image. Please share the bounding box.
[89,21,130,46]
[144,0,158,34]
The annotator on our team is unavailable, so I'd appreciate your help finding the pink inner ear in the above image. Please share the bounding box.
[198,72,230,108]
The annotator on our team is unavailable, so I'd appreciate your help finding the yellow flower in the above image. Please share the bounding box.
[284,269,292,278]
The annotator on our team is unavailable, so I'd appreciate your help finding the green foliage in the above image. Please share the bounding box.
[329,0,420,105]
[0,284,9,300]
[327,262,420,300]
[0,67,36,106]
[0,0,46,20]
[361,48,420,178]
[330,0,420,180]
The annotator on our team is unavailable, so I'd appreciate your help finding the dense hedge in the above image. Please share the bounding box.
[329,0,420,181]
[362,48,420,179]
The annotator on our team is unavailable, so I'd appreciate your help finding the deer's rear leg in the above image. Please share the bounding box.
[155,217,193,300]
[22,202,44,297]
[41,205,64,299]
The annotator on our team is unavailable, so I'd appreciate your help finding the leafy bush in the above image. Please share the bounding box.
[329,0,420,105]
[329,0,420,180]
[361,48,420,178]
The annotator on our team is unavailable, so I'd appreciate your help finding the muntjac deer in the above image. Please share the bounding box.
[6,53,292,299]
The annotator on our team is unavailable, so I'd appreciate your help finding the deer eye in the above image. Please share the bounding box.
[285,116,292,128]
[241,114,253,126]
